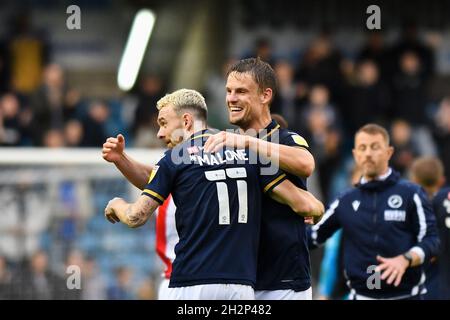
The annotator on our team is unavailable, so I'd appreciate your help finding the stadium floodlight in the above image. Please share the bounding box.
[117,9,156,91]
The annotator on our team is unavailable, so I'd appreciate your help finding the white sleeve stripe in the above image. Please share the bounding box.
[311,199,339,246]
[413,193,427,242]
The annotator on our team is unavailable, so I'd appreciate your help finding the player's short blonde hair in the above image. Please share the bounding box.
[156,88,207,122]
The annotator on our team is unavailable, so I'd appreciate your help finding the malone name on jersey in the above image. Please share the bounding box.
[190,149,249,166]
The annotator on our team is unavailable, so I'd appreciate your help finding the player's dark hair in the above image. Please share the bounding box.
[227,57,277,101]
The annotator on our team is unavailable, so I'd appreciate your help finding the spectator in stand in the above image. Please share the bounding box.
[4,9,51,96]
[0,93,23,146]
[0,186,52,264]
[42,129,65,148]
[294,30,344,103]
[81,256,106,300]
[344,59,390,135]
[432,97,450,183]
[390,21,435,81]
[64,120,84,147]
[299,84,341,134]
[81,100,109,147]
[10,250,66,299]
[107,266,135,300]
[389,119,420,177]
[358,31,390,80]
[271,60,297,119]
[300,85,342,202]
[391,51,429,127]
[390,50,437,157]
[132,74,165,147]
[242,37,275,66]
[29,63,80,145]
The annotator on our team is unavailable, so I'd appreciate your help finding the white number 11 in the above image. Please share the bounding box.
[205,167,248,225]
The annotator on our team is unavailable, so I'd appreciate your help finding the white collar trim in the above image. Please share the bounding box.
[360,167,392,185]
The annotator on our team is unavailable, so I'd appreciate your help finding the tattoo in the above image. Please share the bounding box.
[125,196,158,228]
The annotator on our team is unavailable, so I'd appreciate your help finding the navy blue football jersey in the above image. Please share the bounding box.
[256,120,312,291]
[142,129,287,288]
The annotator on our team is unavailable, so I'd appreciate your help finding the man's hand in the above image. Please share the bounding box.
[375,255,410,287]
[204,131,250,153]
[302,197,324,225]
[102,134,125,163]
[104,197,123,224]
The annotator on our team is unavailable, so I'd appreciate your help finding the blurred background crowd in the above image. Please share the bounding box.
[1,0,450,299]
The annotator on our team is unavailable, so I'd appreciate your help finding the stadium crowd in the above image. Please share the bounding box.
[1,20,449,192]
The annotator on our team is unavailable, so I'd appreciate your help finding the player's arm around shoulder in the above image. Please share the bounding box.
[270,179,325,224]
[104,195,159,228]
[252,132,315,178]
[203,130,315,178]
[276,132,315,178]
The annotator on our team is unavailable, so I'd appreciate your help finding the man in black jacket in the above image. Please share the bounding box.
[308,123,439,299]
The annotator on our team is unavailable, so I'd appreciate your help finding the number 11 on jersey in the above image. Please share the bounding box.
[205,167,248,225]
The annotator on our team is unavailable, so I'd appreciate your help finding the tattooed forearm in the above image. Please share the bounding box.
[124,196,158,228]
[125,205,146,228]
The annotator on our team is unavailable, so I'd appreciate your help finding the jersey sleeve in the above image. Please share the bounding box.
[259,168,287,194]
[142,151,176,205]
[281,131,311,152]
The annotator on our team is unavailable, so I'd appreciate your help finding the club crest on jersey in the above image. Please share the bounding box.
[388,195,403,209]
[352,200,360,212]
[291,134,309,148]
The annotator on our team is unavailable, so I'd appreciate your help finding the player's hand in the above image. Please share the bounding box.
[309,199,324,224]
[375,255,409,287]
[102,134,125,163]
[104,197,122,224]
[204,131,250,153]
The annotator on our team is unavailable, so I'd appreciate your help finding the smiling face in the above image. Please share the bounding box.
[226,71,269,130]
[353,131,394,180]
[156,104,184,148]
